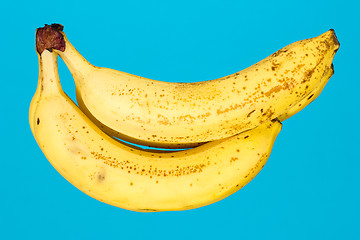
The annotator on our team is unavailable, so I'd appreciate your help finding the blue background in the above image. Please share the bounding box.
[1,0,359,239]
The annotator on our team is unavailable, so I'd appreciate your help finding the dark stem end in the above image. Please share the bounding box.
[36,23,65,54]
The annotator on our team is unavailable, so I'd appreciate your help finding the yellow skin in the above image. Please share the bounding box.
[54,29,339,148]
[29,54,41,135]
[278,63,334,121]
[30,50,281,212]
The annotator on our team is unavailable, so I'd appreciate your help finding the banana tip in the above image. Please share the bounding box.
[329,29,340,52]
[36,23,65,54]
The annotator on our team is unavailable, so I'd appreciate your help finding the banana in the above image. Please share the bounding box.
[37,25,338,148]
[30,49,282,212]
[37,24,339,149]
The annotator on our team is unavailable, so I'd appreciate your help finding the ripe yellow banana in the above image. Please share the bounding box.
[30,50,282,212]
[38,24,338,148]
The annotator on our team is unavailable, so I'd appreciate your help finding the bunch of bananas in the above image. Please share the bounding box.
[30,24,339,212]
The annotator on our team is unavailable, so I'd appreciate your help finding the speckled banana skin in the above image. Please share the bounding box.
[277,63,334,121]
[30,50,282,212]
[55,29,338,148]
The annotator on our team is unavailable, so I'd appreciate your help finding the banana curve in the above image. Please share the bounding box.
[46,26,338,148]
